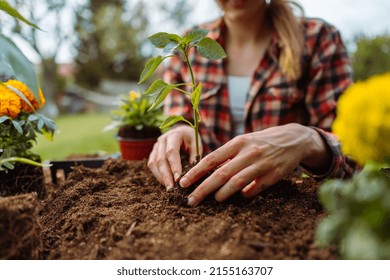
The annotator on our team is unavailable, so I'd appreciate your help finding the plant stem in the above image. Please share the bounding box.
[0,157,51,168]
[184,52,201,163]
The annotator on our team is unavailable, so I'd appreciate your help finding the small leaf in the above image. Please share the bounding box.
[144,79,168,96]
[163,42,179,56]
[37,118,44,130]
[148,32,171,48]
[0,0,41,29]
[11,120,23,134]
[160,115,192,129]
[0,115,9,123]
[196,37,227,60]
[149,84,175,111]
[139,99,148,114]
[191,83,202,110]
[3,161,14,170]
[138,55,163,84]
[28,114,38,121]
[166,33,181,43]
[41,127,54,141]
[183,28,209,44]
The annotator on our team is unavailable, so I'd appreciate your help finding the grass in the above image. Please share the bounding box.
[32,112,119,160]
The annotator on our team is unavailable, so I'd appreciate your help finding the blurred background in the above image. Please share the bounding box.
[1,0,389,160]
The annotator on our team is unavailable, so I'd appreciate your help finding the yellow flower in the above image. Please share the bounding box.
[333,72,390,165]
[4,79,44,112]
[0,84,21,118]
[129,90,141,102]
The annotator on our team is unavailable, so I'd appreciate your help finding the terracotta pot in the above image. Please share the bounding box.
[116,136,157,161]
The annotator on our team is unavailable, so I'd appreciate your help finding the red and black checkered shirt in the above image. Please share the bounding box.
[163,17,357,179]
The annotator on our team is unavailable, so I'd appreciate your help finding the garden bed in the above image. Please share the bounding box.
[2,159,337,260]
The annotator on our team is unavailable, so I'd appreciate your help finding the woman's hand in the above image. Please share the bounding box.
[148,125,203,190]
[179,123,332,206]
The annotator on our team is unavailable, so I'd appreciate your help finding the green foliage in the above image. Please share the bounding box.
[0,1,40,103]
[105,91,165,132]
[0,0,40,29]
[0,112,56,171]
[138,29,226,160]
[352,34,390,81]
[316,164,390,259]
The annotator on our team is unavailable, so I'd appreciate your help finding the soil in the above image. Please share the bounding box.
[0,164,46,199]
[31,158,337,260]
[118,126,161,139]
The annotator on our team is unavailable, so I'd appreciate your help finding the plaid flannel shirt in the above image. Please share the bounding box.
[163,17,357,179]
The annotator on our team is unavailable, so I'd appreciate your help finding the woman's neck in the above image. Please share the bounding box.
[223,9,272,76]
[223,7,270,45]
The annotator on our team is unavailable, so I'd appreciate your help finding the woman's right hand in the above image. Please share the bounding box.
[147,125,202,190]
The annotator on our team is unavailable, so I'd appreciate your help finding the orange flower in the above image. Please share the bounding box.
[4,79,39,112]
[4,80,46,110]
[0,84,21,118]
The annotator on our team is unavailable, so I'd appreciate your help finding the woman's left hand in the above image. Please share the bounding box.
[179,123,331,206]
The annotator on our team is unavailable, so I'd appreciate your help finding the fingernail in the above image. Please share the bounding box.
[179,177,189,188]
[174,172,180,182]
[187,196,197,207]
[166,184,173,190]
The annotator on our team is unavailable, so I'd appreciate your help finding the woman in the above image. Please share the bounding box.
[147,0,356,207]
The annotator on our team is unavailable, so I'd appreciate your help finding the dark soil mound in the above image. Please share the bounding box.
[39,159,337,260]
[0,193,42,259]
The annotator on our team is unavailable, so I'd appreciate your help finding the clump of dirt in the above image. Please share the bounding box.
[39,158,337,260]
[0,193,42,259]
[0,165,46,199]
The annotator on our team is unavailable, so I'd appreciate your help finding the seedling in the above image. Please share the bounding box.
[138,29,227,162]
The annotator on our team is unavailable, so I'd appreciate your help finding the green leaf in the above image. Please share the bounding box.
[139,98,147,114]
[191,83,202,110]
[183,28,209,44]
[0,116,9,123]
[2,161,14,170]
[0,35,40,103]
[37,118,44,130]
[148,32,170,48]
[28,114,38,121]
[196,37,227,60]
[144,79,168,96]
[138,55,163,84]
[11,120,22,134]
[41,127,54,141]
[167,33,181,43]
[0,0,41,29]
[160,115,192,129]
[148,32,181,48]
[163,42,179,56]
[149,84,175,111]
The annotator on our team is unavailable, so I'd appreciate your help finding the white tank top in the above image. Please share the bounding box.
[227,75,251,136]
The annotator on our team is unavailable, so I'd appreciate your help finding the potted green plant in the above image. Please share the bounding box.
[316,72,390,259]
[0,1,56,198]
[105,90,165,160]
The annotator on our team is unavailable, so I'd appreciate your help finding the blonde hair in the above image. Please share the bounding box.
[266,0,304,80]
